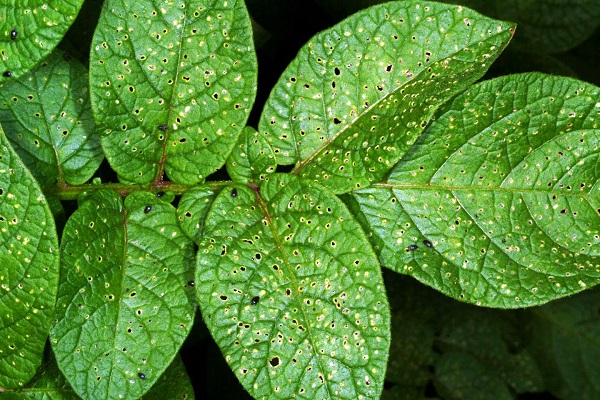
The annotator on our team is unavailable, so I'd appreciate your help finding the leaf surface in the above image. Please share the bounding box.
[0,1,84,82]
[196,174,390,399]
[50,190,196,400]
[226,126,276,184]
[90,0,257,185]
[0,50,103,190]
[349,73,600,307]
[259,0,514,194]
[0,126,59,389]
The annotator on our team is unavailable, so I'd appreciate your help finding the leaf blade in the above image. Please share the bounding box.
[0,1,85,82]
[0,50,103,189]
[90,0,257,185]
[350,73,600,308]
[50,190,196,399]
[196,174,390,399]
[0,126,59,389]
[259,0,514,193]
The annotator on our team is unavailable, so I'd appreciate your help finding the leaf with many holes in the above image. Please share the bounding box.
[196,174,390,399]
[141,355,195,400]
[0,126,59,389]
[258,0,514,194]
[226,126,276,184]
[177,185,216,245]
[90,0,257,186]
[348,73,600,308]
[0,1,85,82]
[0,50,103,190]
[524,287,600,400]
[50,190,196,400]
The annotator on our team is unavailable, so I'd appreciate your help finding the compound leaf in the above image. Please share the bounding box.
[349,73,600,308]
[259,0,514,194]
[90,0,257,185]
[196,174,390,399]
[0,0,85,82]
[0,126,59,389]
[51,190,196,400]
[0,50,103,190]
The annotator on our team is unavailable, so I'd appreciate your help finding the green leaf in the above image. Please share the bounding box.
[226,126,276,184]
[349,72,600,307]
[196,174,390,399]
[0,50,103,190]
[50,190,196,400]
[0,1,85,82]
[177,185,216,245]
[90,0,258,185]
[525,287,600,400]
[258,0,514,194]
[0,126,59,389]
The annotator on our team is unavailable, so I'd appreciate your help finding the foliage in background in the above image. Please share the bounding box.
[0,1,599,399]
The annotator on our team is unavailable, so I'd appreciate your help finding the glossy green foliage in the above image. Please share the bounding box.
[350,73,600,307]
[90,0,258,186]
[227,126,276,184]
[0,0,85,82]
[50,190,196,399]
[195,174,390,399]
[177,185,216,244]
[0,50,103,190]
[0,126,59,388]
[259,0,514,194]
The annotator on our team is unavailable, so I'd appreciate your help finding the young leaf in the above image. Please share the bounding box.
[349,72,600,308]
[0,1,85,82]
[0,126,59,389]
[50,190,196,399]
[0,50,103,190]
[90,0,257,185]
[195,174,390,399]
[226,126,276,184]
[259,0,514,194]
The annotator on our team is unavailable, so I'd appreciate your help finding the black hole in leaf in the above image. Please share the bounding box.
[144,205,152,213]
[334,67,340,75]
[251,296,260,305]
[269,356,280,367]
[333,117,341,124]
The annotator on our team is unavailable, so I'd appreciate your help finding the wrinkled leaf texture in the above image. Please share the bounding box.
[0,126,59,389]
[0,0,85,82]
[90,0,257,186]
[350,72,600,308]
[51,190,196,399]
[259,0,514,194]
[195,174,390,399]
